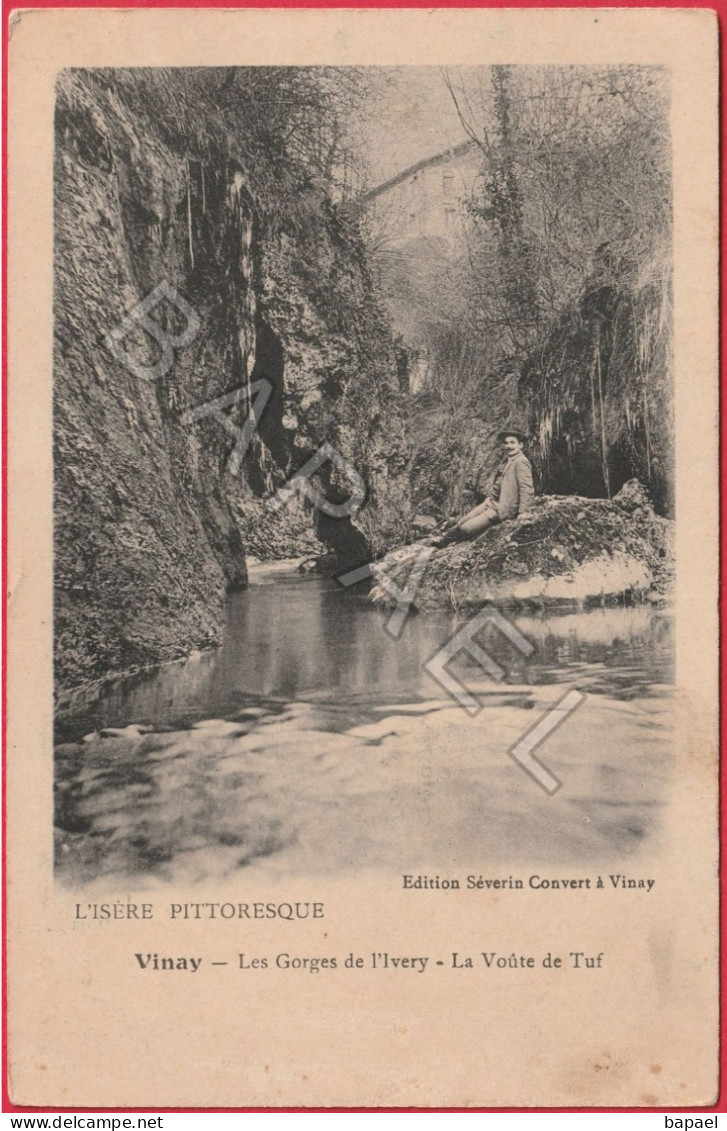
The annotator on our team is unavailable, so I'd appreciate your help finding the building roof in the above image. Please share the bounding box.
[358,138,479,204]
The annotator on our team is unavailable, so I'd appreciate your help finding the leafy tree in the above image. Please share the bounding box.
[395,64,673,511]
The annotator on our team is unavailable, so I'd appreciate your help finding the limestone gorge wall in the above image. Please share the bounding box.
[54,68,410,696]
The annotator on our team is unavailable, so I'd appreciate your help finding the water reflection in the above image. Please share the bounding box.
[55,565,674,887]
[57,566,673,741]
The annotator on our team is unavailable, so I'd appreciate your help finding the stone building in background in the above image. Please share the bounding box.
[358,138,484,392]
[359,137,482,250]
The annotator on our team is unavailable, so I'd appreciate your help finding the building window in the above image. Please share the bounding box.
[443,173,455,202]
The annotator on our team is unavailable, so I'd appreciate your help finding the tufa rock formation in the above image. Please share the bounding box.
[54,68,409,696]
[371,480,674,612]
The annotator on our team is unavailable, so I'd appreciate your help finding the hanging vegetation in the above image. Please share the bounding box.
[397,65,673,516]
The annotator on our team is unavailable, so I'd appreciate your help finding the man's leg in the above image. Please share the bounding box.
[432,503,499,547]
[456,500,494,526]
[457,503,499,538]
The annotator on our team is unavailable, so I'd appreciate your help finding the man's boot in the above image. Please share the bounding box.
[430,525,466,549]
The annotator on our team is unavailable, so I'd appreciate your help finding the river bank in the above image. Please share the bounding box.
[372,482,674,612]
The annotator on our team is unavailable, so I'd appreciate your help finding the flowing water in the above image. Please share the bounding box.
[55,562,675,887]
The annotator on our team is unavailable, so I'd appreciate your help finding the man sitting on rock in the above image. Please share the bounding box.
[429,427,535,548]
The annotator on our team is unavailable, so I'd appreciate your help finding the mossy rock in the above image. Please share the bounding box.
[371,481,673,611]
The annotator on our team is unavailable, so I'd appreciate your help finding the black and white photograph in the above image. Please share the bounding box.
[7,6,718,1110]
[53,61,677,886]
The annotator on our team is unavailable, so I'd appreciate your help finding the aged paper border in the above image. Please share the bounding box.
[5,6,720,1110]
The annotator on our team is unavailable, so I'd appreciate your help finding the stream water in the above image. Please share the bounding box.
[55,562,675,888]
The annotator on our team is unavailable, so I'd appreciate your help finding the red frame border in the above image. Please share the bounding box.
[2,0,722,1114]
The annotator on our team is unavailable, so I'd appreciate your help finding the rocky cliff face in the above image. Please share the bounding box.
[54,69,409,697]
[519,264,673,517]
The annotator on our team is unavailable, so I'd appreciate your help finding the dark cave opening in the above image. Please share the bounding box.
[250,317,288,471]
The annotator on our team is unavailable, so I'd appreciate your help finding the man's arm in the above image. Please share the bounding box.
[515,458,535,513]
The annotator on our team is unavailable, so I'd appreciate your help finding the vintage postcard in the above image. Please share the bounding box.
[6,6,719,1109]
